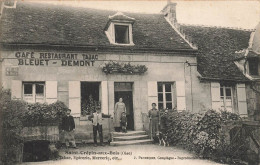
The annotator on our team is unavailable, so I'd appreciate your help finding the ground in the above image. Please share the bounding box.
[21,144,225,165]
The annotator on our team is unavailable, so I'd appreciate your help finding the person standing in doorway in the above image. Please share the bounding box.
[148,103,160,142]
[88,107,111,147]
[114,98,126,132]
[61,109,78,149]
[120,112,127,133]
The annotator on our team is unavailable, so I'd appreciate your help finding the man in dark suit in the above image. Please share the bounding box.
[88,107,111,147]
[61,109,77,149]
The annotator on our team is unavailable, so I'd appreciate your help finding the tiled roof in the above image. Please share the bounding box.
[181,25,252,81]
[0,2,193,51]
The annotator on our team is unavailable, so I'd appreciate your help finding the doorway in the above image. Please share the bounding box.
[114,82,134,130]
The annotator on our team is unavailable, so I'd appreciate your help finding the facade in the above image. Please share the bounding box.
[234,22,260,120]
[0,1,258,141]
[0,2,200,137]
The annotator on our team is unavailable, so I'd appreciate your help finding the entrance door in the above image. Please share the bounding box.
[114,83,134,130]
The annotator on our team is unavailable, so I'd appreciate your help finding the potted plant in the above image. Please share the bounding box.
[101,61,148,74]
[133,65,140,73]
[138,65,148,73]
[81,95,101,115]
[111,61,120,72]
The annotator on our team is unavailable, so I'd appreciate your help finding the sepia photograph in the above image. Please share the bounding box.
[0,0,260,164]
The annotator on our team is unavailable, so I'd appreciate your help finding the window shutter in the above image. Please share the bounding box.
[147,81,158,110]
[46,81,57,104]
[11,80,22,100]
[101,81,109,114]
[211,82,221,111]
[176,81,186,111]
[236,83,248,117]
[69,81,81,117]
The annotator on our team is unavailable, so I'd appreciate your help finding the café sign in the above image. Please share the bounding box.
[15,52,98,67]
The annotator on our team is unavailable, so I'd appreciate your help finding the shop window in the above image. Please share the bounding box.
[220,85,233,112]
[158,82,174,110]
[115,25,130,44]
[248,58,259,76]
[23,82,45,103]
[81,82,101,115]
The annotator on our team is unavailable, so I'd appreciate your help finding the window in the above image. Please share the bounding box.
[158,82,174,110]
[23,82,45,103]
[115,25,130,44]
[220,85,233,112]
[248,58,259,76]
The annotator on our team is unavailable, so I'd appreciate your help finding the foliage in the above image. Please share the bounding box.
[21,101,68,127]
[81,95,101,116]
[0,89,68,164]
[0,89,25,164]
[102,61,148,74]
[162,109,244,163]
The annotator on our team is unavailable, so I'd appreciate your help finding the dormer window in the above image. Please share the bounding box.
[115,25,129,44]
[104,12,135,46]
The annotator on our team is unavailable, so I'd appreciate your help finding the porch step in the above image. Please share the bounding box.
[112,131,146,137]
[110,139,153,146]
[113,135,149,141]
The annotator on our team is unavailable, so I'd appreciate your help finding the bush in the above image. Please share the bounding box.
[21,101,68,127]
[0,89,26,164]
[162,109,243,162]
[0,89,68,164]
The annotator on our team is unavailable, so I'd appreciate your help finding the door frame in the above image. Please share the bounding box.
[114,82,134,130]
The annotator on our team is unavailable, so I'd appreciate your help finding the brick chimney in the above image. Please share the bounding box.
[161,0,177,24]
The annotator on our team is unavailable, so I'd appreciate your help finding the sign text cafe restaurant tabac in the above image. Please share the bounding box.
[0,2,204,141]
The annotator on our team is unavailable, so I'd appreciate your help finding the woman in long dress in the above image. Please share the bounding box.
[114,98,126,132]
[148,103,160,141]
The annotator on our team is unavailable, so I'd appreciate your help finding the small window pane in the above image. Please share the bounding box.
[165,84,172,92]
[158,103,164,110]
[220,87,224,97]
[166,103,172,110]
[226,88,231,97]
[158,93,163,102]
[24,84,33,94]
[115,25,129,44]
[248,58,259,76]
[166,93,172,101]
[226,96,232,100]
[36,84,44,94]
[158,83,163,92]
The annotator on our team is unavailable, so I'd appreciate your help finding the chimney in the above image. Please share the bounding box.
[161,0,177,24]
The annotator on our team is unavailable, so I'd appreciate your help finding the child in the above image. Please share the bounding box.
[88,107,111,147]
[120,112,127,133]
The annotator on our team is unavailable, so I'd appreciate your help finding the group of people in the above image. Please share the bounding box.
[114,98,128,133]
[61,98,163,148]
[61,98,127,148]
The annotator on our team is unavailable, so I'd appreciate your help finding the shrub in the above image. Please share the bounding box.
[162,109,243,162]
[0,89,68,164]
[0,89,26,164]
[21,101,68,127]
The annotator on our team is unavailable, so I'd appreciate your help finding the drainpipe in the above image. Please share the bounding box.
[185,60,197,112]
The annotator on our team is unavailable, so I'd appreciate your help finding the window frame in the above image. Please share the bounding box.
[220,85,234,112]
[157,82,174,110]
[105,22,134,46]
[248,58,259,76]
[114,25,130,44]
[22,82,45,103]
